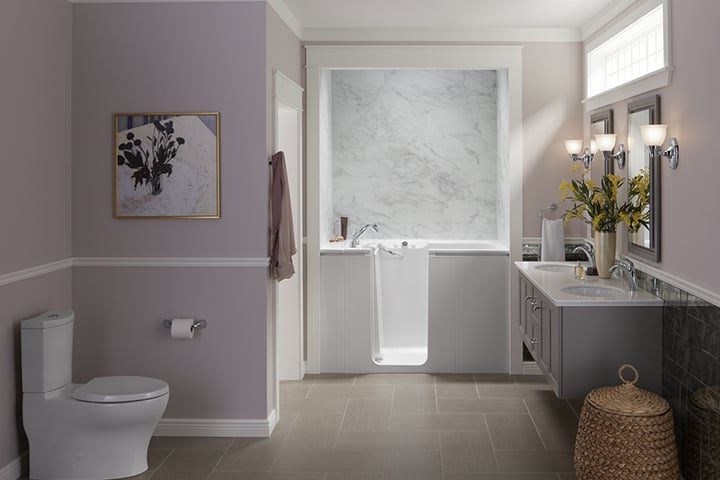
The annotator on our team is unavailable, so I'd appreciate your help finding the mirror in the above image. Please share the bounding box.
[627,95,661,262]
[590,109,614,174]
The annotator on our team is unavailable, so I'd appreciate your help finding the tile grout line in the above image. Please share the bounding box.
[484,412,502,474]
[332,397,351,449]
[146,447,174,479]
[204,438,235,479]
[523,397,549,451]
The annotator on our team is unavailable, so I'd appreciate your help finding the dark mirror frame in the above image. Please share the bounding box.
[590,108,615,174]
[627,95,661,263]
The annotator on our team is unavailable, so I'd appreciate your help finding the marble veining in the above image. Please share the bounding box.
[331,70,499,239]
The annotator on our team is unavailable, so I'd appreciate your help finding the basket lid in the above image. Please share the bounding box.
[586,364,670,417]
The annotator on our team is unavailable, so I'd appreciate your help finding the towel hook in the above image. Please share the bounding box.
[539,203,558,218]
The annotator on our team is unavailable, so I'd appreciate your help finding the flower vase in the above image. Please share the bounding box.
[594,231,616,278]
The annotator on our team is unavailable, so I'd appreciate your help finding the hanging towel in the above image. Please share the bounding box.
[270,151,296,281]
[540,218,565,262]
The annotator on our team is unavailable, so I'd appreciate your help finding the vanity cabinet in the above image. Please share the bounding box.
[518,271,663,399]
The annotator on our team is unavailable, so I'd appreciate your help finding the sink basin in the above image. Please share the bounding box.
[534,264,574,273]
[561,285,626,298]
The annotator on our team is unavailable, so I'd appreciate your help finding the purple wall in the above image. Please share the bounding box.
[71,2,273,421]
[586,0,720,295]
[0,0,73,467]
[0,0,72,275]
[72,2,269,259]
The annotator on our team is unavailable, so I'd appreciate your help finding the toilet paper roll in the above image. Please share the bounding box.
[170,318,196,340]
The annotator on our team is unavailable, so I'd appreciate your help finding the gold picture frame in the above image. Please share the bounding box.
[114,112,221,219]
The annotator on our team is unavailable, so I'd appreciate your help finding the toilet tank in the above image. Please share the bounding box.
[21,310,74,393]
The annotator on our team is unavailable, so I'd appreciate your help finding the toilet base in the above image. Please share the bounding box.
[24,388,168,480]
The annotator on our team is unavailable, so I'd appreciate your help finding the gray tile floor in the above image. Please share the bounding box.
[137,374,581,480]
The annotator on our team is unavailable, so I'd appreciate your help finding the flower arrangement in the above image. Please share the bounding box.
[117,119,186,196]
[559,169,650,233]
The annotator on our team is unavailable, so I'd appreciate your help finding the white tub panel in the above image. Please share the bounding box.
[426,257,457,372]
[455,255,509,373]
[319,256,346,372]
[343,256,375,372]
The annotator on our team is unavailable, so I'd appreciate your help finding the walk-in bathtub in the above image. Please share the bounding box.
[319,239,510,373]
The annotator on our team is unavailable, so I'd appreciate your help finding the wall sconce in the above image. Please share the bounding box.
[640,125,680,169]
[595,134,627,170]
[565,139,595,169]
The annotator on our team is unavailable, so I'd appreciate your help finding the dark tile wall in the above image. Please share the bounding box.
[636,271,720,480]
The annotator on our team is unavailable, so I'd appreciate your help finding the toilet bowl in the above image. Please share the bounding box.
[21,310,169,480]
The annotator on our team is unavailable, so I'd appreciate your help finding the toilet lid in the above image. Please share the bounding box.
[72,376,169,403]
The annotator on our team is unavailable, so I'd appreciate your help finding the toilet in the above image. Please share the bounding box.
[21,310,169,480]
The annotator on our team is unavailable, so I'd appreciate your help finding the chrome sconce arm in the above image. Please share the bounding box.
[649,137,680,169]
[641,125,680,169]
[602,144,627,170]
[565,139,595,169]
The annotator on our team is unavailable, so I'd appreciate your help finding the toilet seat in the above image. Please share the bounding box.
[72,376,169,403]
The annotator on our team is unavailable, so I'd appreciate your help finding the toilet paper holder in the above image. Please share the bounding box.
[162,319,207,331]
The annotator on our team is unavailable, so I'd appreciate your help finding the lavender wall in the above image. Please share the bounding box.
[0,0,73,468]
[522,42,585,239]
[585,0,720,295]
[0,0,72,275]
[72,2,268,259]
[72,2,273,421]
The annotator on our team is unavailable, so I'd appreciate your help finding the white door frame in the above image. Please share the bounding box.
[272,70,304,420]
[304,45,525,374]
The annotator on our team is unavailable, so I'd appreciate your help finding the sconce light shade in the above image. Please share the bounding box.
[595,134,617,152]
[565,139,584,155]
[640,125,668,147]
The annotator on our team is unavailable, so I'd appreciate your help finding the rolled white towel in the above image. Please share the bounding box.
[541,218,565,262]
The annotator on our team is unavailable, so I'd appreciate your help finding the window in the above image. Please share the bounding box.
[587,4,667,98]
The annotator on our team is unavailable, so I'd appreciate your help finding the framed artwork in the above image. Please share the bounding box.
[114,112,220,219]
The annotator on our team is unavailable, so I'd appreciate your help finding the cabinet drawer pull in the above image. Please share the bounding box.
[532,304,542,312]
[524,296,535,303]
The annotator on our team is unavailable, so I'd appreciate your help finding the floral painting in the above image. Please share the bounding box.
[114,113,220,218]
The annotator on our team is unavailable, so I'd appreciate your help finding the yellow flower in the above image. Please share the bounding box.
[592,213,604,231]
[619,212,630,226]
[585,179,596,190]
[559,180,572,195]
[592,191,603,204]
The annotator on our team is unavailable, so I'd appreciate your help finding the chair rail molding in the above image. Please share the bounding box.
[0,257,271,288]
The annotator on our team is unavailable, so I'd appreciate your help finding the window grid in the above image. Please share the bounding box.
[588,5,665,97]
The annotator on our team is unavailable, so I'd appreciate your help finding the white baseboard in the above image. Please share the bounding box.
[0,454,26,480]
[522,361,543,375]
[154,410,278,438]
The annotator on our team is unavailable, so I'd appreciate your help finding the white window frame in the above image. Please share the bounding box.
[583,0,672,111]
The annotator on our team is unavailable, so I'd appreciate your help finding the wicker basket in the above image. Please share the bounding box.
[685,386,720,479]
[574,364,680,480]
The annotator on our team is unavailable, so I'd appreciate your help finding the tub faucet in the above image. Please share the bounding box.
[350,223,379,248]
[573,241,596,268]
[609,257,638,291]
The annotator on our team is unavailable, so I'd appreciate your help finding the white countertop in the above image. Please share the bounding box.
[515,261,663,307]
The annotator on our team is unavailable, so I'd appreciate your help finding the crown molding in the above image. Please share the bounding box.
[581,0,638,41]
[303,26,581,43]
[267,0,304,39]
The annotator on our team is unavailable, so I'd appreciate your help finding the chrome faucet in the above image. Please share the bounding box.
[573,241,596,269]
[350,223,379,248]
[609,257,638,291]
